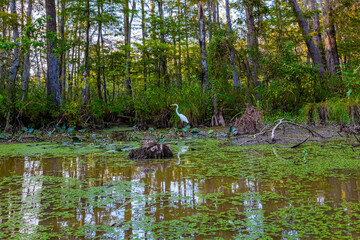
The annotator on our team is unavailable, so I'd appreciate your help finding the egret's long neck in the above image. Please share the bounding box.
[175,105,179,115]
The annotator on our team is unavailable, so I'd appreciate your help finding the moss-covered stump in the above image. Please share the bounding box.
[129,141,173,159]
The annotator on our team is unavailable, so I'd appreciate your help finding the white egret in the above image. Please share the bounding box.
[171,104,189,124]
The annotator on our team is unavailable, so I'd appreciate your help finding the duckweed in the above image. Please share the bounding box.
[1,139,360,239]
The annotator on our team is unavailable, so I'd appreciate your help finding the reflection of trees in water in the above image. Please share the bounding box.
[1,154,360,238]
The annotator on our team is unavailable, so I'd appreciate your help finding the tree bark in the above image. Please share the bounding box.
[96,1,103,100]
[322,0,341,75]
[140,0,148,90]
[225,0,240,92]
[5,0,21,132]
[124,0,132,95]
[158,0,170,87]
[288,0,326,78]
[310,0,327,69]
[58,0,66,102]
[100,3,107,104]
[21,0,33,102]
[177,1,183,86]
[46,0,62,107]
[83,0,90,105]
[198,1,211,91]
[9,0,20,86]
[244,1,260,87]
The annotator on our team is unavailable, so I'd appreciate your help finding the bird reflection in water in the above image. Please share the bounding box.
[177,146,189,165]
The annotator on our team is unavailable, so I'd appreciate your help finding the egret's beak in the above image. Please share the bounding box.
[170,104,174,106]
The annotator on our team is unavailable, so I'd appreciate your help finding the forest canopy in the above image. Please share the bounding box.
[0,0,359,131]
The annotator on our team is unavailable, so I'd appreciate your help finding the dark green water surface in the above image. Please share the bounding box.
[1,140,360,239]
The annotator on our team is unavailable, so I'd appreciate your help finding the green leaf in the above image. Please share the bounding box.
[346,89,352,97]
[191,128,198,132]
[67,126,76,133]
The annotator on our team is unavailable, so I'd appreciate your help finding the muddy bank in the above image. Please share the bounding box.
[0,124,356,157]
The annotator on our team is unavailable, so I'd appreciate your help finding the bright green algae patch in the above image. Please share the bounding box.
[0,142,102,157]
[0,141,140,158]
[1,139,360,239]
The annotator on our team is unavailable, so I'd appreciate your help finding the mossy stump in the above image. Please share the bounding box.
[129,141,173,160]
[233,103,263,133]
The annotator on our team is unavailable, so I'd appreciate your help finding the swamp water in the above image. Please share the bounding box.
[1,141,360,239]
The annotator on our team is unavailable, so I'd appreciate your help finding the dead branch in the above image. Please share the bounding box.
[271,119,325,143]
[354,135,360,143]
[280,136,310,148]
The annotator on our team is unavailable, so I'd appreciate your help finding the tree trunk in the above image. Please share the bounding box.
[275,0,283,51]
[58,0,66,102]
[225,0,240,92]
[159,0,170,87]
[9,0,20,86]
[322,0,341,75]
[177,2,183,86]
[21,0,33,102]
[141,0,148,90]
[100,7,107,104]
[185,0,191,81]
[124,0,132,95]
[288,0,326,78]
[96,1,103,100]
[244,1,260,87]
[83,0,90,105]
[310,0,327,69]
[46,0,62,107]
[198,1,211,91]
[0,11,5,89]
[207,0,213,41]
[5,0,21,132]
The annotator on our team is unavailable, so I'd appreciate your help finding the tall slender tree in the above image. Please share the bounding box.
[244,0,260,87]
[158,0,170,87]
[225,0,240,91]
[322,0,341,75]
[310,0,327,69]
[5,0,21,131]
[83,0,90,105]
[288,0,326,78]
[58,0,66,101]
[96,0,103,100]
[198,1,211,91]
[21,0,33,102]
[46,0,62,107]
[123,0,132,95]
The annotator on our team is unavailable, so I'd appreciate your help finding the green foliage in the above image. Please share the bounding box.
[261,43,324,113]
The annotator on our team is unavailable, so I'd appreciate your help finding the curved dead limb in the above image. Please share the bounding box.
[270,119,285,143]
[271,119,325,144]
[280,136,310,148]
